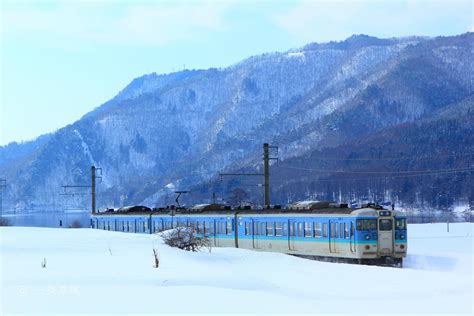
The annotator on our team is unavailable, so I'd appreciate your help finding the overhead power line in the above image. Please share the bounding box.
[289,152,474,162]
[277,166,474,175]
[267,168,474,184]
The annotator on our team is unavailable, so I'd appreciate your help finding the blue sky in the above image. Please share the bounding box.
[1,0,472,146]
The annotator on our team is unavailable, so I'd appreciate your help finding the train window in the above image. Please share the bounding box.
[304,222,312,238]
[283,223,288,236]
[314,222,322,238]
[322,223,328,237]
[245,222,251,235]
[379,219,393,231]
[204,221,211,235]
[266,222,274,236]
[340,223,344,238]
[275,222,283,236]
[226,221,233,235]
[351,222,355,236]
[330,223,338,238]
[395,218,406,230]
[356,219,377,230]
[259,222,265,236]
[196,221,203,234]
[297,223,304,237]
[216,222,224,234]
[344,223,349,239]
[289,223,296,237]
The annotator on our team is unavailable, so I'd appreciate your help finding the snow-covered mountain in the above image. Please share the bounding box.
[0,33,473,211]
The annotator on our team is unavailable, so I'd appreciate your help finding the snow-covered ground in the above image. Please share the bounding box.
[1,223,472,315]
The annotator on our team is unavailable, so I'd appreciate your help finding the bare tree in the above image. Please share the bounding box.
[161,226,210,252]
[153,248,160,268]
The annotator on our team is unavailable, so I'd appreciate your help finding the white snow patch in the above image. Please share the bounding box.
[73,129,97,166]
[164,182,175,190]
[1,223,473,314]
[286,52,305,58]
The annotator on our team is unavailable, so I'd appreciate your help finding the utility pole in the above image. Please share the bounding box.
[174,190,189,209]
[91,166,96,214]
[220,143,278,208]
[263,143,270,207]
[172,190,189,228]
[61,166,101,215]
[0,179,6,217]
[91,166,102,214]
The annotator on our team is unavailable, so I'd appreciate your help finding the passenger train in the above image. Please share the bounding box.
[90,201,407,267]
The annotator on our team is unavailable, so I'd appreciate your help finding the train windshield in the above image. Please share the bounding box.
[356,219,377,230]
[379,219,393,231]
[395,218,406,230]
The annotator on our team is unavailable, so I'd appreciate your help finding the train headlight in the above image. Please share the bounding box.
[365,234,371,240]
[400,234,405,240]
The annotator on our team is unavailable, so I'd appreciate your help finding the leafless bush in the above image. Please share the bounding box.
[160,226,210,252]
[153,248,160,268]
[0,217,11,226]
[41,258,47,268]
[69,220,82,228]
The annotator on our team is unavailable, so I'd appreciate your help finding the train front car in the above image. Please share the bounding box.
[352,208,407,266]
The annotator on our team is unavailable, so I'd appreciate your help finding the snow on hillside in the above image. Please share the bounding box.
[1,224,473,315]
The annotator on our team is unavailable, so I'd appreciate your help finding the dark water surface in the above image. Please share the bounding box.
[2,212,91,228]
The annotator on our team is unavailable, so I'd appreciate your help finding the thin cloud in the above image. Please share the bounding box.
[1,1,233,46]
[273,0,473,42]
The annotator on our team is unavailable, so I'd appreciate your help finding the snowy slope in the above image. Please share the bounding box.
[1,223,473,315]
[1,33,472,211]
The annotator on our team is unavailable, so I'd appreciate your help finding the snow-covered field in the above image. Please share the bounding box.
[1,224,472,315]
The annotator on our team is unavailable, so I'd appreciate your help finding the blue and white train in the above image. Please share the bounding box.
[90,201,407,266]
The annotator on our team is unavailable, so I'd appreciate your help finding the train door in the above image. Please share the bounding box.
[378,218,394,254]
[329,221,338,253]
[213,220,217,247]
[215,220,223,247]
[288,220,296,251]
[252,219,258,249]
[350,221,356,253]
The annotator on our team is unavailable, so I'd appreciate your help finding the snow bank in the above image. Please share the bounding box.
[1,224,472,314]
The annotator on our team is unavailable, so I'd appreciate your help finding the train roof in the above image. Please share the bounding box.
[94,201,407,217]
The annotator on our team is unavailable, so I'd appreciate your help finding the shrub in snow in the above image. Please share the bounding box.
[153,248,160,268]
[0,217,11,226]
[41,258,47,269]
[69,220,82,228]
[160,226,210,252]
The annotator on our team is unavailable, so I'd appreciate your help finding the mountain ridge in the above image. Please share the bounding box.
[1,33,472,211]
